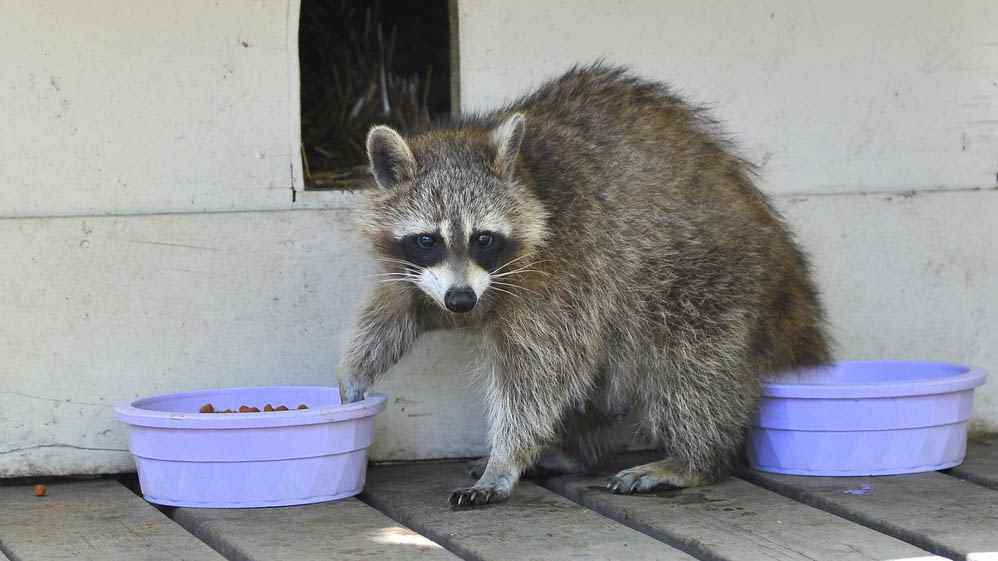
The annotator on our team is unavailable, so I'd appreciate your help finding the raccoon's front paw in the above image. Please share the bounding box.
[339,379,367,403]
[448,484,510,508]
[464,457,489,479]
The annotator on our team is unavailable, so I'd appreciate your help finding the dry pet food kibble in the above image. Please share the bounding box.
[198,402,308,413]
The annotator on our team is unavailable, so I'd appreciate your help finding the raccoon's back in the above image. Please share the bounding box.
[499,64,830,373]
[504,65,743,223]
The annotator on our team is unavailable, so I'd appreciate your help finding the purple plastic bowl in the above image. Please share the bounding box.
[114,386,386,508]
[747,361,987,476]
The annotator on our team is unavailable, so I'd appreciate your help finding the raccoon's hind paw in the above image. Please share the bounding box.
[448,484,510,508]
[607,459,707,494]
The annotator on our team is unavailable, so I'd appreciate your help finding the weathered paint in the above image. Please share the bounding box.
[364,462,698,561]
[746,468,998,559]
[457,0,998,195]
[171,497,459,561]
[0,0,304,218]
[778,190,998,429]
[0,480,225,560]
[0,209,488,477]
[1,0,996,478]
[544,459,943,561]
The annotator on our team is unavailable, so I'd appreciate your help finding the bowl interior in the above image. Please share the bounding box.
[132,386,342,414]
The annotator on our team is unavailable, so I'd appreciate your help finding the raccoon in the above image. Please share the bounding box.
[340,64,829,507]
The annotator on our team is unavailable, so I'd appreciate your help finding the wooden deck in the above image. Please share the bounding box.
[2,437,996,561]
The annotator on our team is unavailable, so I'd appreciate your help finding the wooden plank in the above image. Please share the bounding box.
[171,498,460,561]
[544,468,945,561]
[0,480,224,561]
[363,462,697,561]
[948,434,998,490]
[745,469,998,561]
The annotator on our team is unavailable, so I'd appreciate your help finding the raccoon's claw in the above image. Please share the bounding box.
[448,485,507,508]
[340,380,367,403]
[607,459,706,494]
[607,471,668,494]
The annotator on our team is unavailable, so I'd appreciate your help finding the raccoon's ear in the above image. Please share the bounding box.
[366,125,417,190]
[489,113,525,178]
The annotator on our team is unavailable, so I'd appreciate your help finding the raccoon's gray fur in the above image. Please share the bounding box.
[340,64,829,507]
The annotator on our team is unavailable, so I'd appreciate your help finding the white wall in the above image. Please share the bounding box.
[2,0,996,478]
[0,210,489,476]
[1,0,305,217]
[455,0,998,428]
[458,0,998,197]
[0,0,488,477]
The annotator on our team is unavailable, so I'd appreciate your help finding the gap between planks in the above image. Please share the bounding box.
[0,479,224,561]
[742,467,998,561]
[169,497,460,561]
[360,461,698,561]
[947,435,998,491]
[537,452,944,561]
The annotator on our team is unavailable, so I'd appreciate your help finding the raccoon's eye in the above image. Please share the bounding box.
[474,233,494,248]
[415,234,436,249]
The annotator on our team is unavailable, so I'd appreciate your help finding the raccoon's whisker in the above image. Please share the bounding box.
[490,260,552,276]
[489,257,552,276]
[374,257,424,269]
[365,273,419,282]
[376,278,419,286]
[371,260,423,277]
[373,268,422,276]
[491,270,544,278]
[491,267,549,279]
[491,280,542,297]
[487,285,524,300]
[489,253,536,275]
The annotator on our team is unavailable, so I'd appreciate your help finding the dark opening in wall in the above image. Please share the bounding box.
[299,0,453,189]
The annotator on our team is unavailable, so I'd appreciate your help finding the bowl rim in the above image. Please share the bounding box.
[762,360,987,399]
[113,385,387,429]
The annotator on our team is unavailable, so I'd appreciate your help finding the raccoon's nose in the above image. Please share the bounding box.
[444,287,477,313]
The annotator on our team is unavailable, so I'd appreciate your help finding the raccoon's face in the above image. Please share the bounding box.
[392,211,512,313]
[362,114,547,314]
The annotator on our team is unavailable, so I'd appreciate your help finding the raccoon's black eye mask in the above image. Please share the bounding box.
[396,230,512,272]
[400,233,445,268]
[469,231,507,272]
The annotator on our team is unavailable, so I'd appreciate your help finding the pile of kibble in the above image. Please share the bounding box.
[199,403,309,413]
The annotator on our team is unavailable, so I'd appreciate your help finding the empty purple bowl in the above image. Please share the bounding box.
[747,361,987,476]
[114,386,386,508]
